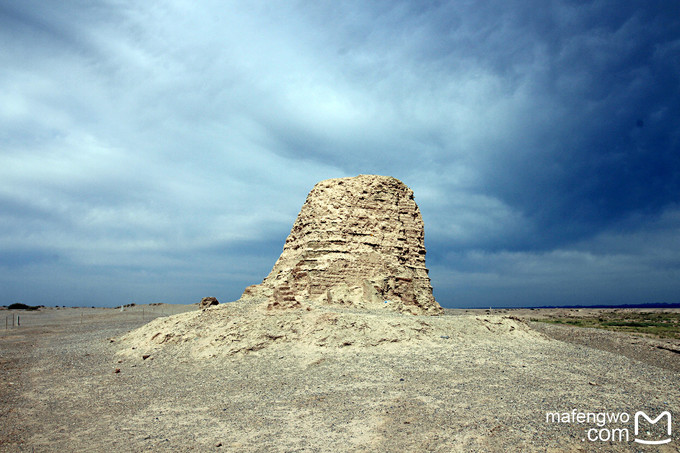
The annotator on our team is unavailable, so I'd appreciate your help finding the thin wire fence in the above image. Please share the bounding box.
[2,304,198,330]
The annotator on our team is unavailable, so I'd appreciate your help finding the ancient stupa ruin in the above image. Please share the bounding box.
[242,175,443,315]
[118,175,541,358]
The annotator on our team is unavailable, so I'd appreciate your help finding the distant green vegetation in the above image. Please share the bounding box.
[531,311,680,339]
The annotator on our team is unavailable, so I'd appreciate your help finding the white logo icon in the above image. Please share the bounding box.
[633,411,672,445]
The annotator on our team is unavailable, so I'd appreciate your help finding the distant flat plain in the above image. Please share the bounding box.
[1,304,678,452]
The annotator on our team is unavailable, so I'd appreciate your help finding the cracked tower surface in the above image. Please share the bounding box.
[242,174,443,315]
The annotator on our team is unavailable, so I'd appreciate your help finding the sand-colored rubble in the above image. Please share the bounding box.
[117,300,536,359]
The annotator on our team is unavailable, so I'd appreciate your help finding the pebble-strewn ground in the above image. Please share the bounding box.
[1,306,678,452]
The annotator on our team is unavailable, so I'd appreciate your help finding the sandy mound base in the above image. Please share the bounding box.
[117,299,542,359]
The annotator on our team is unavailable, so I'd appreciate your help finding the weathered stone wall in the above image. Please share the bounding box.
[242,175,442,315]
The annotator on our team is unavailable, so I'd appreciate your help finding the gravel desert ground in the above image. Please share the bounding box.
[1,304,678,452]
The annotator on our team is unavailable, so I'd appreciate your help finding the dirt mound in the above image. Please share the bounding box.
[117,300,540,359]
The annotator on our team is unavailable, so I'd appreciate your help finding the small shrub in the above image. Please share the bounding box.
[8,303,40,310]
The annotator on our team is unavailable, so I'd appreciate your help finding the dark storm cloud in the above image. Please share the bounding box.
[467,1,680,249]
[0,0,678,307]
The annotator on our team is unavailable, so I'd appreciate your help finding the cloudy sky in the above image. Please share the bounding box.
[1,1,679,308]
